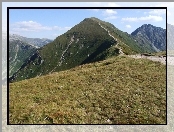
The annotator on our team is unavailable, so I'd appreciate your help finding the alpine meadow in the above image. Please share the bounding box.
[9,9,166,124]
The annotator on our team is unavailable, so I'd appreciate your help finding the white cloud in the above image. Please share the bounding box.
[10,21,71,32]
[11,21,52,32]
[103,9,117,20]
[122,15,163,22]
[126,25,131,28]
[145,9,166,15]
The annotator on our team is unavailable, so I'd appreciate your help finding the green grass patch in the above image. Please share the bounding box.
[9,53,166,124]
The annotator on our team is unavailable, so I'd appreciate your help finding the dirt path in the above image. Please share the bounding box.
[128,54,166,65]
[98,22,124,55]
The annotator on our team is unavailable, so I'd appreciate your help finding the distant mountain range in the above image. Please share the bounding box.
[9,17,166,82]
[9,34,53,48]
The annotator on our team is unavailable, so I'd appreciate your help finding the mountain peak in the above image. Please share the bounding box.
[9,18,166,82]
[142,24,153,26]
[90,17,100,21]
[82,17,101,23]
[131,24,166,52]
[131,24,165,36]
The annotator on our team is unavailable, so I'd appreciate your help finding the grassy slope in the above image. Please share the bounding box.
[9,55,166,124]
[10,18,156,83]
[91,17,146,54]
[10,18,117,82]
[153,51,166,56]
[140,51,166,57]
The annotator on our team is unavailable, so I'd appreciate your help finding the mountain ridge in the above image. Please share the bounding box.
[131,24,166,52]
[9,17,166,82]
[10,18,118,82]
[9,34,53,48]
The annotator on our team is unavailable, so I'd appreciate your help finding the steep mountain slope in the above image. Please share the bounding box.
[91,17,149,55]
[9,17,166,82]
[9,18,119,82]
[167,23,174,50]
[9,39,37,77]
[9,55,166,124]
[9,34,53,77]
[10,34,53,48]
[131,24,166,52]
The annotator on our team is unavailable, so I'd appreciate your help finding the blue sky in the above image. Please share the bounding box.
[9,8,166,40]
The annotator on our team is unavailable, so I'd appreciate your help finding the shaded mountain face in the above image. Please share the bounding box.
[9,17,166,82]
[9,34,52,77]
[131,24,166,52]
[167,23,174,50]
[9,39,37,77]
[9,34,53,48]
